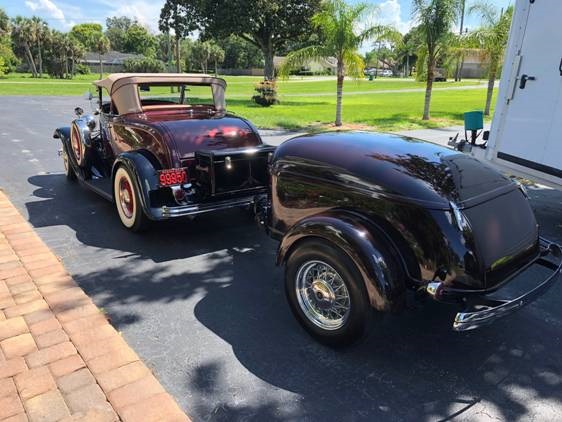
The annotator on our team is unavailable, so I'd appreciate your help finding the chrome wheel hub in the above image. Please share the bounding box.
[296,260,351,330]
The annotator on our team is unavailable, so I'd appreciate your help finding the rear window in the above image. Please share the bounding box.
[137,83,215,107]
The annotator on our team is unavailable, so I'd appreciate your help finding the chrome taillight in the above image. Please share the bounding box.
[450,201,470,232]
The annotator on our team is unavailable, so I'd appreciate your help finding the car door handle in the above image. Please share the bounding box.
[519,74,536,89]
[559,58,562,76]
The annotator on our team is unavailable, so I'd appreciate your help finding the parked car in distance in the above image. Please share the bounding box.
[256,131,561,346]
[54,73,274,231]
[364,67,376,76]
[380,69,393,77]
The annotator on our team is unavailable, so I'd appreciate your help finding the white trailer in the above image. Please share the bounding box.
[484,0,562,188]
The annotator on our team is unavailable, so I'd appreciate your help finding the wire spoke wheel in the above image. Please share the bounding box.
[295,260,351,331]
[118,177,134,219]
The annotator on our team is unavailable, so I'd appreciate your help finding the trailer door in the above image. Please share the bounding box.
[495,0,562,177]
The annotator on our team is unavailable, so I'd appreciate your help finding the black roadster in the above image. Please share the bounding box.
[256,131,562,346]
[54,73,273,231]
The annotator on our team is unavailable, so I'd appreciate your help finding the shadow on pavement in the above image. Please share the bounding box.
[23,174,562,421]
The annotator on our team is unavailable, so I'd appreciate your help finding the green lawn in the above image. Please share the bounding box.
[0,72,494,131]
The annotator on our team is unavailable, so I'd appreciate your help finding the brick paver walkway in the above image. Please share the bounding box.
[0,190,189,422]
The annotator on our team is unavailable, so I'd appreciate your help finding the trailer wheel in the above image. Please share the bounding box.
[113,166,150,232]
[285,239,371,347]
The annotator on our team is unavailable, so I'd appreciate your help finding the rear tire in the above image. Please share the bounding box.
[285,239,371,347]
[113,166,150,232]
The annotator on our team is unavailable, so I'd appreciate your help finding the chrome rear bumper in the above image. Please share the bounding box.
[428,237,562,332]
[155,195,258,219]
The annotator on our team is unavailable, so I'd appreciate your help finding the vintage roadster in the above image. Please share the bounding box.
[256,131,562,346]
[54,73,274,231]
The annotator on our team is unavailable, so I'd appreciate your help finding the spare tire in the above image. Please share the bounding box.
[69,120,91,168]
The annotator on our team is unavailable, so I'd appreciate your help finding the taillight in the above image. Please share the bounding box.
[158,168,187,187]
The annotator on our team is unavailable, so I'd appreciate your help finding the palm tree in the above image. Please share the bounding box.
[67,36,84,78]
[209,42,225,76]
[95,35,110,79]
[280,0,383,126]
[468,2,513,116]
[12,17,38,77]
[412,0,460,120]
[31,17,48,78]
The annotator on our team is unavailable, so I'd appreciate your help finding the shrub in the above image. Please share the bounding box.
[123,57,165,73]
[252,80,279,107]
[75,63,90,74]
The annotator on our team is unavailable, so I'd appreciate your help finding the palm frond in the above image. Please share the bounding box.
[342,50,365,79]
[278,45,329,79]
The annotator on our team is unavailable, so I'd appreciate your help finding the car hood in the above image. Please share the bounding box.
[273,131,516,210]
[130,112,262,161]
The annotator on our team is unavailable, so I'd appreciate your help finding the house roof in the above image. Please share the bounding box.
[93,73,227,115]
[82,50,144,65]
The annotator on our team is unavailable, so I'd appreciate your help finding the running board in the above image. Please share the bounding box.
[80,177,113,202]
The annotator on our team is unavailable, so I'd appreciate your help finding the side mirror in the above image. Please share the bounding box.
[83,91,93,101]
[74,107,84,117]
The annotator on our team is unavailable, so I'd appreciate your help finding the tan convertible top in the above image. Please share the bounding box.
[93,73,227,114]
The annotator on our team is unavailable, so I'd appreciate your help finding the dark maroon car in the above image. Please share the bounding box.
[54,73,274,231]
[256,131,562,345]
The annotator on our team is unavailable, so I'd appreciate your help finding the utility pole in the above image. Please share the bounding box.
[454,0,466,81]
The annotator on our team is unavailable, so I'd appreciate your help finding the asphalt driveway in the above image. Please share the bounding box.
[1,96,562,421]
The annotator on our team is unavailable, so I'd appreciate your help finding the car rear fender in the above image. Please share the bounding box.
[112,151,160,218]
[277,210,406,312]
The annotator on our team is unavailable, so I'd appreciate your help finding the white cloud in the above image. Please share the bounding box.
[25,0,65,21]
[377,0,412,34]
[101,0,165,33]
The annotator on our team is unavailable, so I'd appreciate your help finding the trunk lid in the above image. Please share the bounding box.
[462,188,539,289]
[136,111,262,162]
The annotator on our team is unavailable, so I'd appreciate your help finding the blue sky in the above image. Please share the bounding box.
[1,0,514,34]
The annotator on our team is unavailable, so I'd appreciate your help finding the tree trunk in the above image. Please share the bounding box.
[455,0,466,81]
[175,36,181,73]
[263,41,274,81]
[24,43,37,77]
[484,57,498,116]
[455,53,465,81]
[99,53,103,79]
[215,58,218,76]
[38,38,43,78]
[335,60,344,127]
[65,55,69,79]
[423,56,435,120]
[405,55,409,78]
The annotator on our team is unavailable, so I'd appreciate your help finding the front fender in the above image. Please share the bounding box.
[277,210,405,312]
[112,151,160,219]
[53,127,71,148]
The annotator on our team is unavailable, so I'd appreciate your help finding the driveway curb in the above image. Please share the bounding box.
[0,190,190,422]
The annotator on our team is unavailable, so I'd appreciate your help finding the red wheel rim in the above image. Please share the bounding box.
[71,126,81,162]
[118,177,134,219]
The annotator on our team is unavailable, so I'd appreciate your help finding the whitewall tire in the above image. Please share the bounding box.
[113,166,149,232]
